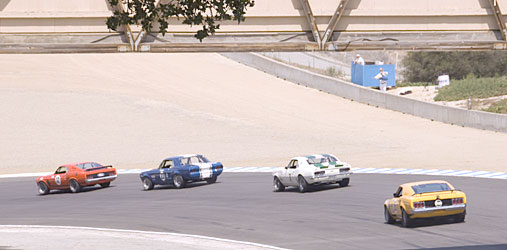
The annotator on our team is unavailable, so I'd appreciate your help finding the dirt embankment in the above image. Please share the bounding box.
[0,53,506,174]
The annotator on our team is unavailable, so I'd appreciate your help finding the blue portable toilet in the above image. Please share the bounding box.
[351,62,396,87]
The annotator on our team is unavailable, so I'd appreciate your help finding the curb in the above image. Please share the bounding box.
[0,167,505,179]
[0,225,288,250]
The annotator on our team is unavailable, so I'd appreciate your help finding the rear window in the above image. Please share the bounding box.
[412,183,452,194]
[76,162,103,170]
[307,156,338,164]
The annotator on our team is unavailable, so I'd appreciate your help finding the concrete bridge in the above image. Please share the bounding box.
[0,0,506,52]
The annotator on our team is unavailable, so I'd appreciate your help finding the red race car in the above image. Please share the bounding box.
[36,162,117,195]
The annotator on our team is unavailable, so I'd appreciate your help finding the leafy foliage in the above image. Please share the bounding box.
[434,75,507,101]
[483,99,507,114]
[403,52,507,83]
[106,0,255,41]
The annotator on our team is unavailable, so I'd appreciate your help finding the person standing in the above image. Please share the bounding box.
[353,54,365,65]
[374,68,389,92]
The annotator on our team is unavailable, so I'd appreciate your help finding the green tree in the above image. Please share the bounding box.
[106,0,255,41]
[403,51,507,82]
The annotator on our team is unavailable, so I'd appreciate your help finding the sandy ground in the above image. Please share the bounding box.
[0,53,506,174]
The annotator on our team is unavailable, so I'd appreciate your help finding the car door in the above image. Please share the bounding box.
[48,166,69,188]
[158,160,174,184]
[287,160,299,186]
[279,160,293,184]
[390,186,403,217]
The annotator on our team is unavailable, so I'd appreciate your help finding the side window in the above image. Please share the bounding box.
[55,167,68,174]
[162,160,174,169]
[189,156,202,164]
[287,160,293,168]
[289,160,298,169]
[181,158,190,166]
[394,187,403,197]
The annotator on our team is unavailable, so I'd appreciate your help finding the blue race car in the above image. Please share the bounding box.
[140,154,223,190]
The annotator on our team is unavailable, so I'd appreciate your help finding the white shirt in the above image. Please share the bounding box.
[374,71,388,81]
[354,57,365,65]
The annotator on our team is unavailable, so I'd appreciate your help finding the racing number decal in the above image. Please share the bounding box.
[159,170,166,182]
[55,175,61,185]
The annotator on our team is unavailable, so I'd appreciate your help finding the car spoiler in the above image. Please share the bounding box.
[412,189,457,196]
[85,165,113,171]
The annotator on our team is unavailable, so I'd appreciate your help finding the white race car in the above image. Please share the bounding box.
[273,154,352,193]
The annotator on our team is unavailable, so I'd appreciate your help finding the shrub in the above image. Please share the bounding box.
[403,51,507,82]
[434,76,507,101]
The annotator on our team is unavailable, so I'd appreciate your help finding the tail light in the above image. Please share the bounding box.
[452,197,464,205]
[413,201,425,209]
[340,167,350,172]
[314,171,325,176]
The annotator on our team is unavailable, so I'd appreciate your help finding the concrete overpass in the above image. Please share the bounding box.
[0,0,506,52]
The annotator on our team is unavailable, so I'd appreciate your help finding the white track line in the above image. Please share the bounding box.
[0,225,289,250]
[1,167,505,180]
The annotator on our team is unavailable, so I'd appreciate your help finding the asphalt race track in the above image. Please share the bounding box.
[1,173,507,250]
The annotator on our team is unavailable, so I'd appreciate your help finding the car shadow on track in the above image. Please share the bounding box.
[282,184,350,193]
[148,181,219,191]
[40,185,113,196]
[389,217,465,228]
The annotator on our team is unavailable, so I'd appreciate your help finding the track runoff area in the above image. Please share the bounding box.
[1,170,507,250]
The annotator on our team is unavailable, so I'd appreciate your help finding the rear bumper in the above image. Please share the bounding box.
[410,204,466,218]
[309,172,352,184]
[86,175,117,184]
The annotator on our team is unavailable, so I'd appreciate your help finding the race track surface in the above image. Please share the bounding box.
[1,173,507,250]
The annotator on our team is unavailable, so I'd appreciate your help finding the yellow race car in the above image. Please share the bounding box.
[384,180,466,227]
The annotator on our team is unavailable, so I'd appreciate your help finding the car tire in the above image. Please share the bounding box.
[384,206,395,224]
[454,211,466,223]
[173,174,185,189]
[298,176,309,193]
[339,178,350,187]
[273,177,285,192]
[142,178,154,191]
[100,182,111,188]
[206,176,217,184]
[69,179,81,193]
[401,208,413,228]
[38,182,49,195]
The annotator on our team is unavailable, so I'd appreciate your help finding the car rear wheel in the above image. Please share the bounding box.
[100,182,111,188]
[298,176,309,193]
[454,211,466,223]
[69,179,81,193]
[401,208,413,228]
[339,178,350,187]
[384,206,395,224]
[142,178,154,191]
[273,177,285,192]
[206,176,217,184]
[173,175,185,189]
[38,182,49,195]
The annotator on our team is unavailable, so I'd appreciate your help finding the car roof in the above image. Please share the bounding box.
[305,154,337,159]
[163,154,201,161]
[60,162,98,167]
[292,154,337,161]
